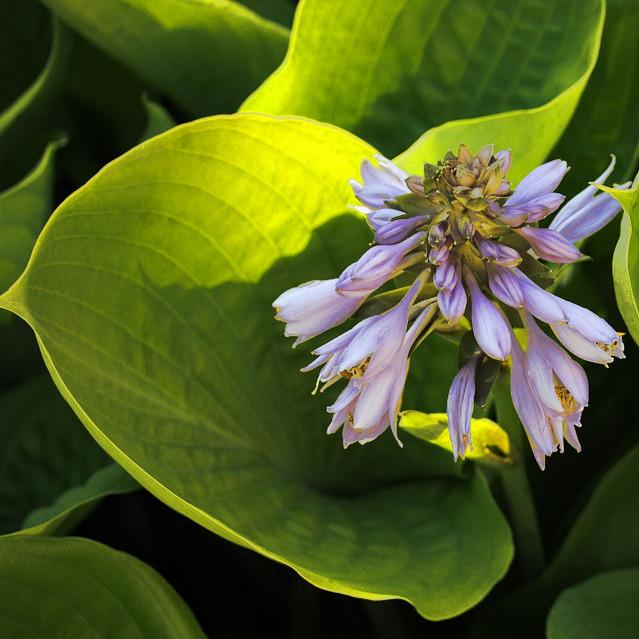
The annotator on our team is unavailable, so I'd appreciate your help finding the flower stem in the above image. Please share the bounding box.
[493,371,546,581]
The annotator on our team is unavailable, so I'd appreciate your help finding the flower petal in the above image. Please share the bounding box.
[515,226,582,263]
[465,269,511,360]
[507,159,569,206]
[446,357,478,459]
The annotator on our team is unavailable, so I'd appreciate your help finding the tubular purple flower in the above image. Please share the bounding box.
[514,226,582,263]
[327,306,434,447]
[350,156,409,210]
[555,297,621,344]
[550,187,629,243]
[336,232,426,297]
[509,337,556,469]
[273,279,365,346]
[428,243,450,265]
[304,278,423,384]
[475,236,522,267]
[433,254,457,290]
[465,268,511,360]
[507,159,569,206]
[437,285,467,324]
[353,307,432,439]
[512,269,566,324]
[487,264,524,308]
[554,156,617,220]
[367,208,401,231]
[354,183,407,209]
[446,356,478,460]
[374,215,427,245]
[499,194,566,227]
[521,193,566,222]
[551,322,622,365]
[437,259,467,323]
[549,156,627,242]
[524,313,589,417]
[550,298,624,362]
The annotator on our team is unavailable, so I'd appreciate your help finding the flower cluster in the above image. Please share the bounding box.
[273,146,629,468]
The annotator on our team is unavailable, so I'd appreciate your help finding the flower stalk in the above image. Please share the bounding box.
[493,371,546,581]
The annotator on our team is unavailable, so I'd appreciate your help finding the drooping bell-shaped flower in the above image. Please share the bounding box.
[465,269,511,361]
[446,356,478,460]
[327,305,436,447]
[273,279,365,346]
[549,156,630,243]
[336,232,426,297]
[524,313,589,416]
[274,145,626,468]
[304,278,423,385]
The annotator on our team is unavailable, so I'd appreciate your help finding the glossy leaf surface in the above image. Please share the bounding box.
[0,114,513,619]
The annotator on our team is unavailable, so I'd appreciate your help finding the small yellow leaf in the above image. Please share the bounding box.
[400,411,512,465]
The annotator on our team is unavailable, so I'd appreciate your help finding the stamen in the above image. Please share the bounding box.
[553,374,577,413]
[340,357,371,379]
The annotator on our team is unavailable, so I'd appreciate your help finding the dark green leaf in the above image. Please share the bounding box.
[0,536,206,637]
[42,0,290,117]
[552,0,639,194]
[0,376,137,536]
[0,0,69,189]
[547,569,639,639]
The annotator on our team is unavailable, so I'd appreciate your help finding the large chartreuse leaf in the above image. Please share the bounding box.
[0,140,63,302]
[0,114,512,618]
[0,536,205,637]
[0,0,69,190]
[553,0,639,193]
[0,376,137,537]
[603,174,639,344]
[547,569,639,639]
[243,0,603,163]
[474,445,639,638]
[40,0,290,117]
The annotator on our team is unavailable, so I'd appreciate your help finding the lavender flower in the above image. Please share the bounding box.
[274,145,626,466]
[549,156,631,243]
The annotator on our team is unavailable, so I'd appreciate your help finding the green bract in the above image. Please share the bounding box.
[0,536,205,638]
[0,114,513,618]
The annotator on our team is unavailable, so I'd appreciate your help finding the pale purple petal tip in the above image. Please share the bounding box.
[487,264,524,308]
[465,269,512,360]
[507,159,569,207]
[446,357,478,460]
[515,226,582,263]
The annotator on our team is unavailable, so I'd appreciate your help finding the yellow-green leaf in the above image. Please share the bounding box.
[0,113,512,619]
[603,173,639,344]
